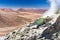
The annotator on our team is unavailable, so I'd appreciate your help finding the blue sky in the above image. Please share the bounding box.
[0,0,50,9]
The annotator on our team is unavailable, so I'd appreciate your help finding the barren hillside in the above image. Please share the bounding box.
[17,8,46,20]
[0,8,46,36]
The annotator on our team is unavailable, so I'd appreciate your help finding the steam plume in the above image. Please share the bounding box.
[42,0,60,18]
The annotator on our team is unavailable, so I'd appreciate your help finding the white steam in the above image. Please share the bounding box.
[42,0,60,18]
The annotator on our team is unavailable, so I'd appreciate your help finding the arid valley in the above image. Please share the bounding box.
[0,8,46,36]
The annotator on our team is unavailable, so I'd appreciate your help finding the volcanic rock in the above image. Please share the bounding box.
[4,15,60,40]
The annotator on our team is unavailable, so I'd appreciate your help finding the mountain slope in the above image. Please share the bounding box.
[0,8,45,36]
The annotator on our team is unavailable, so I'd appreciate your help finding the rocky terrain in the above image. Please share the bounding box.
[4,12,60,40]
[0,8,45,36]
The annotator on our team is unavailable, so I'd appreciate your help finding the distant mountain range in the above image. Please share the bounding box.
[0,8,47,20]
[17,8,46,13]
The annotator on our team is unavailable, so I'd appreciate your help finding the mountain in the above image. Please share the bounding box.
[17,8,46,20]
[0,8,46,36]
[0,8,46,21]
[4,11,60,40]
[17,8,46,13]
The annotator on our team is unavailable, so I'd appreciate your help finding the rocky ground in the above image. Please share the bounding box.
[4,15,60,40]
